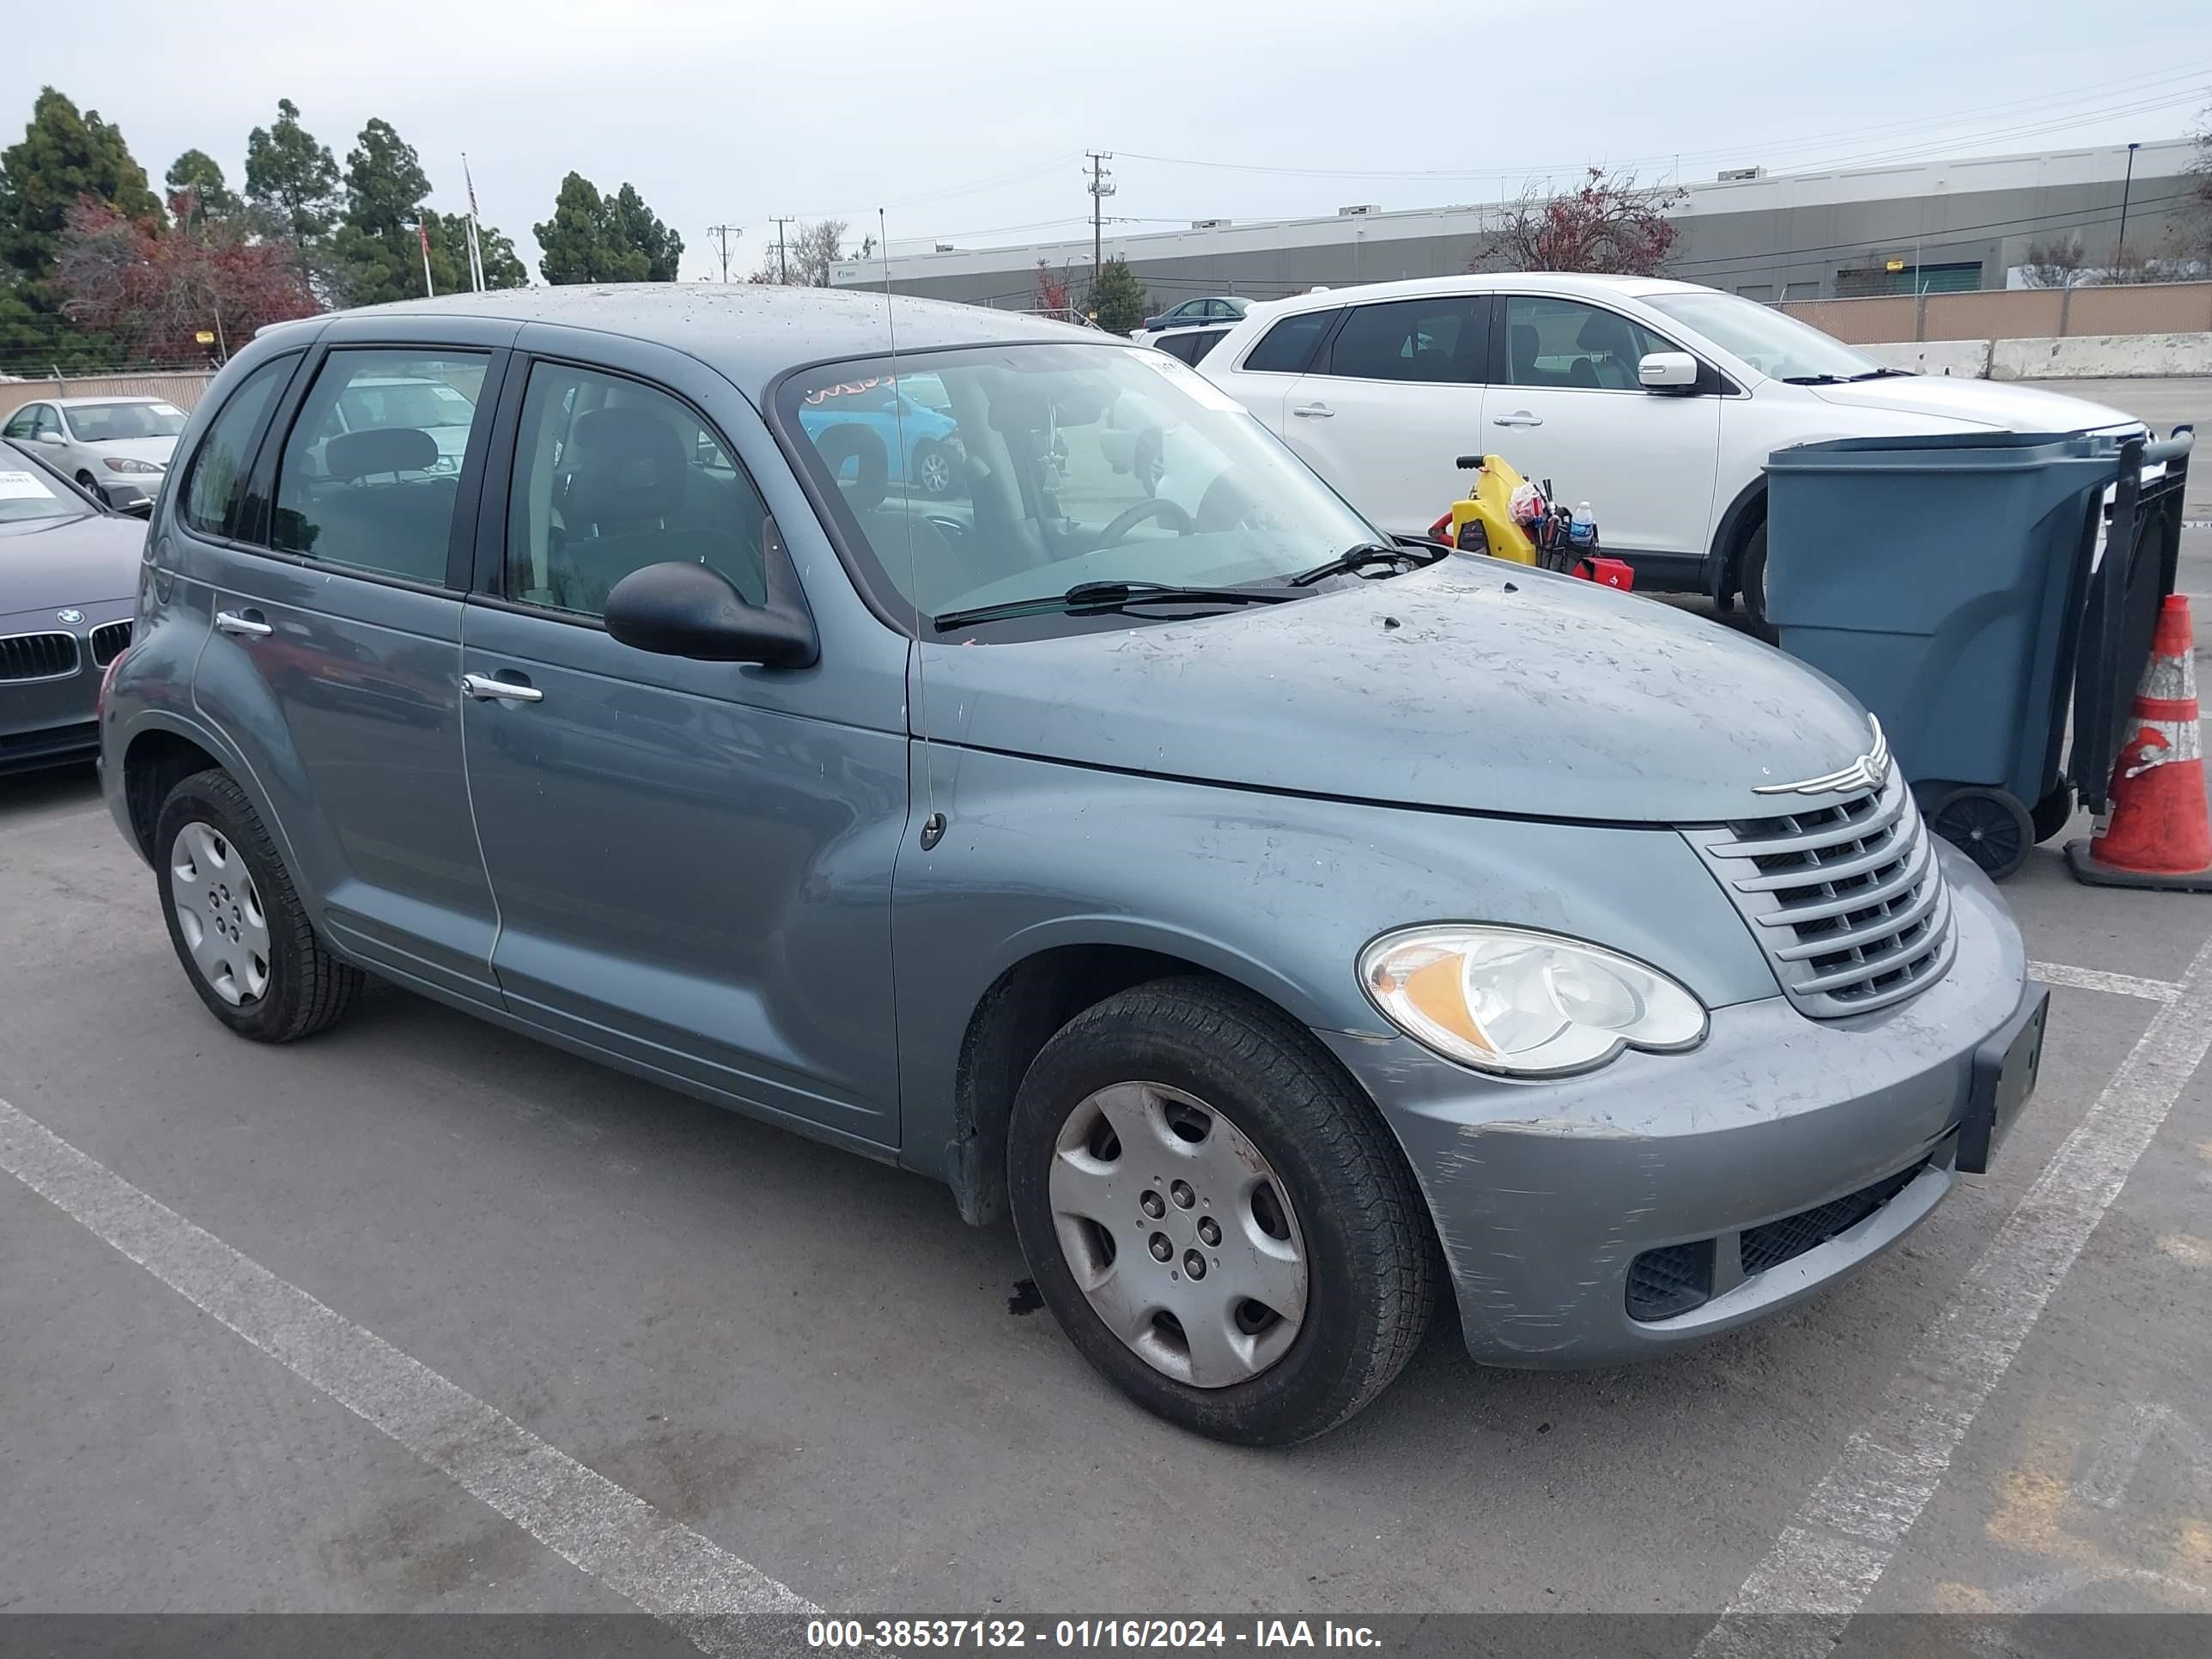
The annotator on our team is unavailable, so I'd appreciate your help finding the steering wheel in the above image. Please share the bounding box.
[1098,497,1196,545]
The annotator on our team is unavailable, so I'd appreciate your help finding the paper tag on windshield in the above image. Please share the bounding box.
[1127,347,1246,415]
[0,470,54,500]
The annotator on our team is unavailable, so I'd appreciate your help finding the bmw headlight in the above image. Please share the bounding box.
[1359,926,1706,1077]
[103,457,163,474]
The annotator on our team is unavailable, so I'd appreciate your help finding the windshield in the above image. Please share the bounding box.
[0,451,90,526]
[338,380,476,431]
[1641,292,1887,382]
[64,400,187,442]
[781,343,1383,634]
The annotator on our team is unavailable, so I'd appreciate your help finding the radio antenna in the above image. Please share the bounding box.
[880,209,937,836]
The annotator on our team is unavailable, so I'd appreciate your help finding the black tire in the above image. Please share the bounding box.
[74,470,100,495]
[1929,786,2035,881]
[1007,976,1434,1445]
[2029,779,2076,844]
[155,769,365,1042]
[1739,522,1779,644]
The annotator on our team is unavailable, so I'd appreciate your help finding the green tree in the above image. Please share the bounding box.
[427,210,527,290]
[1085,256,1149,333]
[0,87,161,283]
[243,99,341,290]
[534,172,646,284]
[165,149,235,232]
[610,183,683,282]
[535,173,682,284]
[324,118,525,304]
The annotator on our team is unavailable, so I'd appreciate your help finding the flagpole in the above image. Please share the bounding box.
[416,219,435,297]
[462,153,486,292]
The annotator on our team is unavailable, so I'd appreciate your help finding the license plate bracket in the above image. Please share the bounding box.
[1958,982,2050,1175]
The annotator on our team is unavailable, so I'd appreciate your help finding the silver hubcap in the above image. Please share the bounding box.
[919,450,951,492]
[169,821,270,1006]
[1048,1082,1308,1389]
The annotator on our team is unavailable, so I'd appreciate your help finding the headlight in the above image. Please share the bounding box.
[103,457,163,474]
[1359,926,1706,1077]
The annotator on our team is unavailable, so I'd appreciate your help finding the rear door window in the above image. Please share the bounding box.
[180,357,295,538]
[1321,297,1486,383]
[503,361,769,617]
[1240,309,1339,374]
[270,349,493,583]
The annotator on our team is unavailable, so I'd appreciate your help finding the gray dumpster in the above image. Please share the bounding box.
[1764,427,2193,878]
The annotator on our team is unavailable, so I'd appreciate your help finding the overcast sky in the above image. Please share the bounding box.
[9,0,2210,283]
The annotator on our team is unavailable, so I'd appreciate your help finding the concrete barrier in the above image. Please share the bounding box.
[1855,339,1993,377]
[1851,333,2212,380]
[1990,332,2212,380]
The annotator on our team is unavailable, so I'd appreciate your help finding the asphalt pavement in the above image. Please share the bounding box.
[3,388,2211,1652]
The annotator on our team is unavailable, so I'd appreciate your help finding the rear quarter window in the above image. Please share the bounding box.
[180,356,296,538]
[1239,309,1340,374]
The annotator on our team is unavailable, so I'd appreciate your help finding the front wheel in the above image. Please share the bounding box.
[1739,523,1778,645]
[1007,977,1434,1445]
[911,437,956,498]
[155,769,365,1042]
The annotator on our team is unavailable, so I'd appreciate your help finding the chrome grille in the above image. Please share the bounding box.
[89,620,132,666]
[1684,769,1956,1018]
[0,631,80,682]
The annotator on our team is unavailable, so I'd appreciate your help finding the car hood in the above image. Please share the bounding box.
[1807,375,2136,433]
[917,558,1875,823]
[84,436,178,465]
[0,512,144,614]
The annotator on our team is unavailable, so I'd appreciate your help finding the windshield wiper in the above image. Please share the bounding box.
[933,580,1300,632]
[1285,540,1442,587]
[1781,373,1850,385]
[1847,367,1914,380]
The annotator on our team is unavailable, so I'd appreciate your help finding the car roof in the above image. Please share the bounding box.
[1237,271,1715,320]
[53,395,173,407]
[307,284,1104,400]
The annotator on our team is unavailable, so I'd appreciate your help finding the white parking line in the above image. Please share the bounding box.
[1698,931,2212,1657]
[2027,960,2182,1002]
[0,1094,815,1651]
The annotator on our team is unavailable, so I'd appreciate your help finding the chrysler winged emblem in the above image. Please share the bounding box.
[1753,717,1890,796]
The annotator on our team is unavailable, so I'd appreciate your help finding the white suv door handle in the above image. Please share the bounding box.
[462,672,544,703]
[1291,403,1334,418]
[215,610,272,638]
[1492,410,1544,428]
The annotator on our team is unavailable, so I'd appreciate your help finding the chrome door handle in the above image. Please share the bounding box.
[215,610,271,638]
[1492,411,1543,428]
[1291,404,1334,418]
[462,672,544,703]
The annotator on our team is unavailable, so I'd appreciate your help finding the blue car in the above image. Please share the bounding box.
[797,373,963,496]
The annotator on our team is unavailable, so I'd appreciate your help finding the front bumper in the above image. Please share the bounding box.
[3,599,132,774]
[1321,847,2033,1369]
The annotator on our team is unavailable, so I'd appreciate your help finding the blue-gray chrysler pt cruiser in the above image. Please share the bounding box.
[99,286,2046,1443]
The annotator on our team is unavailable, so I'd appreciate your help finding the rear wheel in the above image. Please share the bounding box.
[1929,786,2034,881]
[1007,977,1433,1445]
[155,769,364,1042]
[1739,523,1778,644]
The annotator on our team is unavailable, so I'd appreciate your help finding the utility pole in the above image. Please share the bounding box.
[769,216,795,284]
[706,222,742,283]
[1085,152,1115,316]
[2116,141,2141,268]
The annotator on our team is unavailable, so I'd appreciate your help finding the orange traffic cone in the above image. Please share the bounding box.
[2067,594,2212,891]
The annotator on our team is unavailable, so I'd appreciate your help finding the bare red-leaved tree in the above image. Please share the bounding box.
[1475,167,1686,276]
[55,192,319,363]
[1034,258,1074,320]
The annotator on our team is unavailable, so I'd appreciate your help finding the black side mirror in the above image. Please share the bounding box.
[605,546,817,668]
[122,498,154,520]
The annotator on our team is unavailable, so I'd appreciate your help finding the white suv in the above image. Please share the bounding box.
[1200,273,2136,635]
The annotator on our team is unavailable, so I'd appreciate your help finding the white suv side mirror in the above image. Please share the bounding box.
[1638,351,1698,392]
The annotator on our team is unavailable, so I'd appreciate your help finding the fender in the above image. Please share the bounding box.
[1705,475,1766,601]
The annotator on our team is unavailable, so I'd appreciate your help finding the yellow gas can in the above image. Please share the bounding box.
[1441,453,1538,566]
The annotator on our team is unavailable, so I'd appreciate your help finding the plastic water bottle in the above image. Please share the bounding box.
[1569,501,1598,551]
